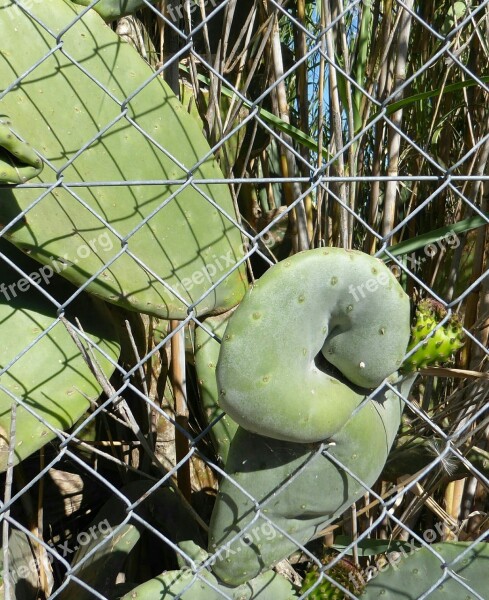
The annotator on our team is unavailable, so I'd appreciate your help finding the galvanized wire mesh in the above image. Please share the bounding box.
[1,0,488,598]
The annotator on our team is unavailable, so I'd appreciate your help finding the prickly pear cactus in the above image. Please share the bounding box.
[362,542,489,599]
[194,310,239,464]
[58,480,206,600]
[0,239,120,470]
[119,565,299,599]
[60,481,299,599]
[0,119,43,184]
[208,248,414,585]
[71,0,154,20]
[0,0,247,320]
[208,377,413,586]
[401,298,465,372]
[216,248,410,443]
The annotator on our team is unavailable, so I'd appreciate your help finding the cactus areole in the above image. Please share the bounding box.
[209,248,415,585]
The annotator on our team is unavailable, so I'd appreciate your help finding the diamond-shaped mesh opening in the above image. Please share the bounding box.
[0,1,488,598]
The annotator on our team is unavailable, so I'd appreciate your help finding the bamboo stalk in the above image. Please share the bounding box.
[444,479,465,540]
[3,405,16,600]
[294,0,314,242]
[316,0,326,246]
[419,367,489,380]
[270,5,309,252]
[382,0,414,239]
[324,0,349,248]
[170,321,192,502]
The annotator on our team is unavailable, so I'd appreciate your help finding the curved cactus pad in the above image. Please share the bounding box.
[362,542,489,599]
[402,298,464,372]
[208,376,414,586]
[0,239,120,471]
[0,119,43,184]
[0,0,247,319]
[216,248,411,443]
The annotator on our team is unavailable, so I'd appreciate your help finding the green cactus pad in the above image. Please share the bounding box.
[401,298,465,372]
[0,119,43,184]
[216,248,411,443]
[362,542,489,599]
[70,481,297,599]
[0,238,120,471]
[0,0,247,320]
[58,480,206,600]
[71,0,156,20]
[208,376,415,586]
[195,311,240,464]
[0,527,43,598]
[119,564,299,600]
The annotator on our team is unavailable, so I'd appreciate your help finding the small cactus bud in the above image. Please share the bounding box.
[401,299,465,373]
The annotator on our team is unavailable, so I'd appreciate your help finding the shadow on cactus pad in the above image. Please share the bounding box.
[0,238,120,471]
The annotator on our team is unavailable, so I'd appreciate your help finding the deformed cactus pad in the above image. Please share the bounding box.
[216,248,411,443]
[208,376,414,585]
[208,248,413,585]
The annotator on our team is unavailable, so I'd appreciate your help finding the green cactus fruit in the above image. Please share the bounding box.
[362,542,489,599]
[195,310,240,464]
[0,119,43,184]
[0,238,120,471]
[401,298,465,372]
[301,558,364,599]
[0,0,247,320]
[216,248,411,443]
[71,0,156,20]
[208,376,415,586]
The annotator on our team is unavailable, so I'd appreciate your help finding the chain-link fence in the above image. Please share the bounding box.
[1,0,488,598]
